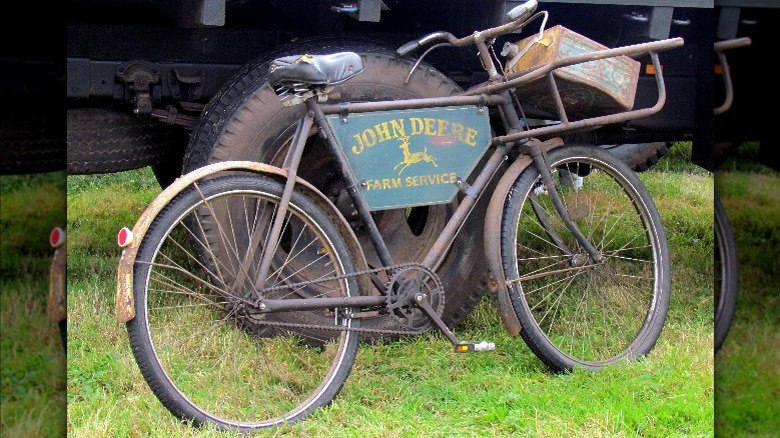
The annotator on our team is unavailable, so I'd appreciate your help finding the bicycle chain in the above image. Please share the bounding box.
[244,315,421,337]
[245,262,435,337]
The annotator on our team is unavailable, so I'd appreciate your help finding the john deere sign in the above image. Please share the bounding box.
[326,106,491,211]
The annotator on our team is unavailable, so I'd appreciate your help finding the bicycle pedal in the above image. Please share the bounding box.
[454,341,495,353]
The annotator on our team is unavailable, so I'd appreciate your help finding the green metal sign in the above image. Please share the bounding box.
[325,106,492,211]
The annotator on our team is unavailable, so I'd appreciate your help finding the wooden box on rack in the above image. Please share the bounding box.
[504,25,641,121]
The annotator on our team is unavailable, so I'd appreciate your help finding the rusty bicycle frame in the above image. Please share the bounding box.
[116,8,684,350]
[232,40,682,348]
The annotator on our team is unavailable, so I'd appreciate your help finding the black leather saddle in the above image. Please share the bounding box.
[268,52,364,89]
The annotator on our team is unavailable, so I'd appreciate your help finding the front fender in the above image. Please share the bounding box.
[483,138,563,336]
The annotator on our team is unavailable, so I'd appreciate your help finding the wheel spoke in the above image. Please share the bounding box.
[129,175,360,429]
[503,147,669,370]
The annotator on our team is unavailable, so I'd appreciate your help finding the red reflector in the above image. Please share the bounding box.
[50,227,66,248]
[117,227,133,248]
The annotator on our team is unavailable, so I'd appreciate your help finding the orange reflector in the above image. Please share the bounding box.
[50,227,66,248]
[456,345,470,352]
[117,227,134,248]
[714,64,731,75]
[645,64,663,75]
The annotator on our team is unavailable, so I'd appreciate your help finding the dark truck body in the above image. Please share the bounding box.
[65,0,720,170]
[713,0,779,170]
[4,1,773,175]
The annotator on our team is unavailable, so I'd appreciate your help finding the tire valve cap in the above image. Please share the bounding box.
[117,227,134,248]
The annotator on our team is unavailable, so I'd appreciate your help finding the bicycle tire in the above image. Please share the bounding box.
[500,145,671,371]
[714,195,738,353]
[127,174,361,430]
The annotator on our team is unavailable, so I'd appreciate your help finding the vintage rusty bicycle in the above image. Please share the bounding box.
[114,1,683,431]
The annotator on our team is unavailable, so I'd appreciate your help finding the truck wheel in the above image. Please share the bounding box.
[599,142,671,172]
[67,107,187,185]
[0,112,64,175]
[183,38,491,339]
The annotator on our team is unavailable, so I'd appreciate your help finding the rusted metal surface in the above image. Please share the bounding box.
[505,25,641,120]
[714,37,752,53]
[115,247,137,323]
[482,137,563,336]
[492,51,669,146]
[47,246,67,323]
[115,160,364,323]
[318,94,505,115]
[468,37,683,97]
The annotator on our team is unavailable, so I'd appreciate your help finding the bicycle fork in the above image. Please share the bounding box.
[524,141,605,265]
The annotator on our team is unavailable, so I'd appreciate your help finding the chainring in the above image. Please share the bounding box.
[385,265,445,333]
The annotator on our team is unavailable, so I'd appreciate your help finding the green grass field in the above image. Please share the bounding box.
[64,142,717,437]
[714,143,780,438]
[0,171,68,436]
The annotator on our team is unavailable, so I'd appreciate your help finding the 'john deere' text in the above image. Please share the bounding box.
[351,117,479,154]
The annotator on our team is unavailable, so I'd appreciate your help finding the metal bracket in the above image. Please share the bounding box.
[116,60,161,114]
[476,95,487,114]
[339,103,350,124]
[455,177,479,198]
[330,0,388,22]
[349,181,363,195]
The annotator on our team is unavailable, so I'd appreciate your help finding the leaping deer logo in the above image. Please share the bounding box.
[393,136,438,175]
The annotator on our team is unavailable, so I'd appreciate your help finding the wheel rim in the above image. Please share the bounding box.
[508,154,664,367]
[137,183,357,428]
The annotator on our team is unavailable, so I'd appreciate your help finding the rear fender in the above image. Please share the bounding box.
[115,160,366,323]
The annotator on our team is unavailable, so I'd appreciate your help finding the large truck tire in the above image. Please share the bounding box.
[67,108,187,185]
[600,142,671,172]
[183,37,492,340]
[0,112,64,175]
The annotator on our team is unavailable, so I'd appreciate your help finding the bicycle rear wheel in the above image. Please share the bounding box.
[127,174,362,431]
[500,146,671,371]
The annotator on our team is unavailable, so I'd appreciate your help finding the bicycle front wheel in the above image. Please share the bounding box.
[127,174,362,431]
[501,146,671,371]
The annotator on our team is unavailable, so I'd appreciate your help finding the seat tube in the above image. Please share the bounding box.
[253,110,314,291]
[308,100,396,268]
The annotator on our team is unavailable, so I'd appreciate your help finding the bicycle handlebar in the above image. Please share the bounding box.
[397,0,538,56]
[397,31,458,56]
[714,37,751,53]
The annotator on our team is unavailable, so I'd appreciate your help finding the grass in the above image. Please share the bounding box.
[714,143,780,437]
[0,171,68,437]
[65,143,715,436]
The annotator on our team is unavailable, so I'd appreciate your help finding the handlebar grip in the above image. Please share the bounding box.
[397,40,421,56]
[506,0,538,22]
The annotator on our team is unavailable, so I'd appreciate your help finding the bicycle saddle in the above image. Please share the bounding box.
[268,52,364,89]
